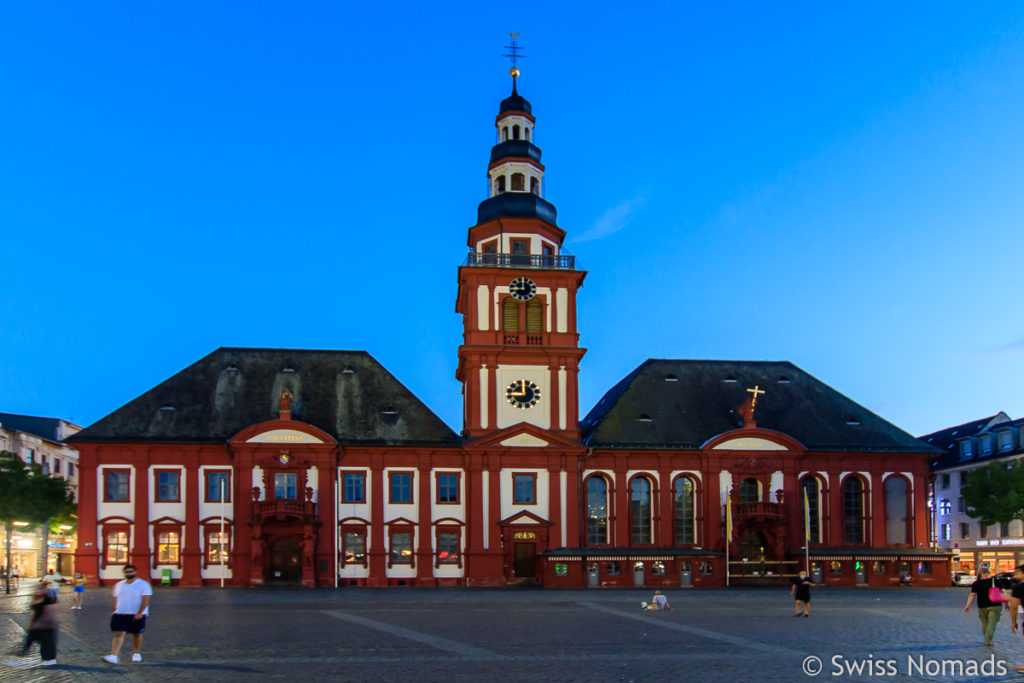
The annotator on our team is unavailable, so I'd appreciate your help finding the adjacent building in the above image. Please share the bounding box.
[923,412,1024,575]
[69,70,947,588]
[0,412,82,576]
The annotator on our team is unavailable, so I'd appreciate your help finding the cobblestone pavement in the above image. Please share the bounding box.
[1,583,1023,682]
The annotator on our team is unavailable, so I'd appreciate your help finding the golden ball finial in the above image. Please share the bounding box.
[510,66,520,78]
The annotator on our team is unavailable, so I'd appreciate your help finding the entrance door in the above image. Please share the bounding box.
[633,562,645,587]
[513,543,536,579]
[680,561,693,587]
[268,537,301,583]
[855,561,867,585]
[587,562,600,587]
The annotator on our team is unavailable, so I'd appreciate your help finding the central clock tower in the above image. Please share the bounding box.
[455,71,587,440]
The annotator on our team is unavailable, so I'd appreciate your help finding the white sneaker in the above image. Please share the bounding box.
[41,660,57,666]
[4,660,30,668]
[131,653,142,663]
[102,654,119,664]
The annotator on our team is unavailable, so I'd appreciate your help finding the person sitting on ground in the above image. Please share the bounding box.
[642,590,672,611]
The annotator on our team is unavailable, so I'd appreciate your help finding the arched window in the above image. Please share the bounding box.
[502,126,509,141]
[586,476,608,545]
[525,127,531,141]
[526,298,543,333]
[843,477,865,544]
[739,478,760,503]
[674,477,695,544]
[530,177,539,195]
[495,176,506,194]
[513,124,520,140]
[511,173,525,191]
[501,298,519,332]
[801,477,820,543]
[884,477,909,544]
[630,476,653,545]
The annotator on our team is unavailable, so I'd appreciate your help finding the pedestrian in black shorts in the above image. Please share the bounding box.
[791,569,812,617]
[102,565,152,665]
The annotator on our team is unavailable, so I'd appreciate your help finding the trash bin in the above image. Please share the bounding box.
[161,569,171,585]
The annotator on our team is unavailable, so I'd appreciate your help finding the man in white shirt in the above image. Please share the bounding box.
[102,564,152,664]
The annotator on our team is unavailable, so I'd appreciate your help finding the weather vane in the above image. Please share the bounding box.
[503,32,525,79]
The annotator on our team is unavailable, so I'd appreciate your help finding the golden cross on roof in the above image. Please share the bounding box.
[503,32,525,78]
[746,385,766,408]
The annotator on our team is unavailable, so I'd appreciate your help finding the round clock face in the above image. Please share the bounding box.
[506,379,541,409]
[509,277,537,301]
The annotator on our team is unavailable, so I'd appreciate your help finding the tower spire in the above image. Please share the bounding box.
[503,32,525,88]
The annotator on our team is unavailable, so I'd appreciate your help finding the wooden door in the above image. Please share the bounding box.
[513,542,536,578]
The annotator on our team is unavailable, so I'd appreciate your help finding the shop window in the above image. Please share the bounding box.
[104,529,129,566]
[342,472,365,503]
[872,561,887,575]
[205,470,231,503]
[606,561,621,575]
[389,472,413,504]
[513,473,536,504]
[651,561,666,575]
[436,530,460,565]
[343,528,366,567]
[436,473,460,504]
[554,563,568,577]
[916,562,931,574]
[155,470,181,502]
[389,530,413,565]
[698,562,713,576]
[829,561,843,574]
[205,528,230,566]
[157,530,180,565]
[104,469,131,502]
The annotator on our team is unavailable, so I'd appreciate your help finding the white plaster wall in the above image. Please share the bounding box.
[556,288,568,332]
[149,465,186,524]
[499,469,549,521]
[476,285,490,330]
[430,469,466,524]
[97,464,136,523]
[338,468,372,528]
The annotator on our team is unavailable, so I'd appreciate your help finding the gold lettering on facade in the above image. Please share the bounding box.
[513,531,537,540]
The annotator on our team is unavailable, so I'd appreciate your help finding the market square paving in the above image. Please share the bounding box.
[3,585,1024,682]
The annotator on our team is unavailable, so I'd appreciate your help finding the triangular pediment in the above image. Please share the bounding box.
[497,510,552,526]
[467,423,581,450]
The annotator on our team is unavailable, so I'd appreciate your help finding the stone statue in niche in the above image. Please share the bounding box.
[251,486,262,502]
[279,387,293,412]
[304,486,314,502]
[775,489,784,503]
[301,532,315,567]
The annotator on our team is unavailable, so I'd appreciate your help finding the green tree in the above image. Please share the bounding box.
[0,451,75,594]
[960,461,1024,527]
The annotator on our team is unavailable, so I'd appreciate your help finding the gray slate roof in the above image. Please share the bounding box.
[0,413,72,443]
[69,348,460,446]
[581,360,936,453]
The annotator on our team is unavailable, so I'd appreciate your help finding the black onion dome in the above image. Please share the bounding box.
[477,193,557,226]
[499,82,532,114]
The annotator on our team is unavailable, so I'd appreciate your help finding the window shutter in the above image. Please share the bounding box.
[502,298,520,332]
[526,298,543,332]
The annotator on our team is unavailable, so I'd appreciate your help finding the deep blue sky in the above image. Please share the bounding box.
[2,3,1022,437]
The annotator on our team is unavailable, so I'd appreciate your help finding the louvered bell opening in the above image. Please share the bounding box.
[502,298,520,332]
[526,298,543,333]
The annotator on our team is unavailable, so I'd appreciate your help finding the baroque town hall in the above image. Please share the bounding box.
[70,68,949,589]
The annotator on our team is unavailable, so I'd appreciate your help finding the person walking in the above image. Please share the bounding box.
[4,583,58,667]
[791,569,812,617]
[11,565,20,589]
[70,572,86,609]
[43,569,59,601]
[102,565,152,665]
[1007,563,1024,674]
[965,564,1005,646]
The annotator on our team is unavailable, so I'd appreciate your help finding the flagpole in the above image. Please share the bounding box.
[220,479,226,589]
[334,474,339,589]
[725,494,732,587]
[803,487,811,576]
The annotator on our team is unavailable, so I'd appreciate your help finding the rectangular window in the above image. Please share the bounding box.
[155,470,181,502]
[960,471,969,487]
[389,472,413,504]
[390,530,412,565]
[829,561,843,574]
[960,441,973,459]
[941,473,950,489]
[68,462,75,477]
[26,448,34,463]
[960,523,970,539]
[957,496,965,514]
[105,530,129,565]
[104,469,130,502]
[157,530,180,564]
[53,459,61,474]
[342,472,366,503]
[274,472,297,500]
[40,456,49,474]
[940,524,951,541]
[437,531,460,565]
[205,470,231,503]
[206,530,230,565]
[436,473,459,504]
[606,561,621,576]
[1000,522,1010,537]
[1000,432,1013,451]
[982,437,993,455]
[343,529,366,566]
[872,561,887,575]
[513,473,536,504]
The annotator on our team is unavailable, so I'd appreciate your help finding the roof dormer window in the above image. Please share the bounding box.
[982,436,993,455]
[722,376,738,383]
[636,414,653,423]
[1000,431,1013,451]
[960,441,973,460]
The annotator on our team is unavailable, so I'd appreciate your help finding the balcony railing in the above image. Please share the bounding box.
[501,333,546,346]
[464,252,576,270]
[254,499,316,520]
[734,502,784,520]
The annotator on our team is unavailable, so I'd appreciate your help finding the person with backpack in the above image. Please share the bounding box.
[964,564,1007,646]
